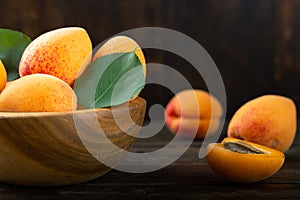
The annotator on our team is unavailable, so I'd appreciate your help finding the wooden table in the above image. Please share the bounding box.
[0,121,299,199]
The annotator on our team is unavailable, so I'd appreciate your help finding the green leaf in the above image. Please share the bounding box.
[0,29,32,81]
[74,51,145,108]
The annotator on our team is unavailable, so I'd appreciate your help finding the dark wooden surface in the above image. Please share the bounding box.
[0,121,299,199]
[1,0,300,118]
[0,1,299,198]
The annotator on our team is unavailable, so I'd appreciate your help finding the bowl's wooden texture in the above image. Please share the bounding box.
[0,97,146,186]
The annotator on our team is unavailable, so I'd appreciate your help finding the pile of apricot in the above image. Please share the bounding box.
[165,90,297,183]
[0,27,146,112]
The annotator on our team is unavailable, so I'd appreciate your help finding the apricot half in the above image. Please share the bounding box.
[165,89,223,139]
[206,137,285,183]
[227,95,297,152]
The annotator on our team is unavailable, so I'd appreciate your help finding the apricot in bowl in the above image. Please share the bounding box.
[0,74,77,112]
[19,27,92,86]
[0,60,7,93]
[0,97,146,186]
[206,137,285,183]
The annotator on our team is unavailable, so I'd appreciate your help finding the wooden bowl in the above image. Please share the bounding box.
[0,97,146,186]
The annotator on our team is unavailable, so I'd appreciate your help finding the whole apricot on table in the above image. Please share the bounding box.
[92,35,146,77]
[19,27,92,86]
[206,137,285,183]
[165,89,223,139]
[0,60,7,92]
[0,74,77,112]
[227,95,297,152]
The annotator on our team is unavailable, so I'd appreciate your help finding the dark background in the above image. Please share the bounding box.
[0,0,299,119]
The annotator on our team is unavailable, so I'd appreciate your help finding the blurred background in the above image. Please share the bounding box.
[0,0,299,119]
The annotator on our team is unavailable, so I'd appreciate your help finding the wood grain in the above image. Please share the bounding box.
[0,97,146,186]
[0,120,298,199]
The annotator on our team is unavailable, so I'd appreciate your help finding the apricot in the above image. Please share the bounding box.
[0,74,77,112]
[206,137,285,183]
[92,36,146,77]
[227,95,297,152]
[165,89,223,139]
[0,60,7,92]
[4,80,14,89]
[19,27,92,86]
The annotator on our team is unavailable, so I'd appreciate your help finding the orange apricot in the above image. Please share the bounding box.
[165,89,223,139]
[4,80,14,89]
[19,27,92,86]
[0,74,77,112]
[227,94,297,152]
[0,60,7,92]
[206,137,285,183]
[92,35,146,77]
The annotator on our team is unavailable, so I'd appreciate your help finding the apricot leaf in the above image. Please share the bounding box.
[74,52,145,108]
[0,29,31,80]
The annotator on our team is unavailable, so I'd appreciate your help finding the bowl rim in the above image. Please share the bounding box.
[0,97,145,118]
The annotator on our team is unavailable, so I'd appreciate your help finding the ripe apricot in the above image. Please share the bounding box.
[4,80,14,88]
[227,95,297,152]
[165,89,223,139]
[0,60,7,92]
[0,74,77,112]
[92,36,146,77]
[206,137,285,183]
[19,27,92,86]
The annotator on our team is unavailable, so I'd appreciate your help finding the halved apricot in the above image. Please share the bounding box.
[206,137,285,183]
